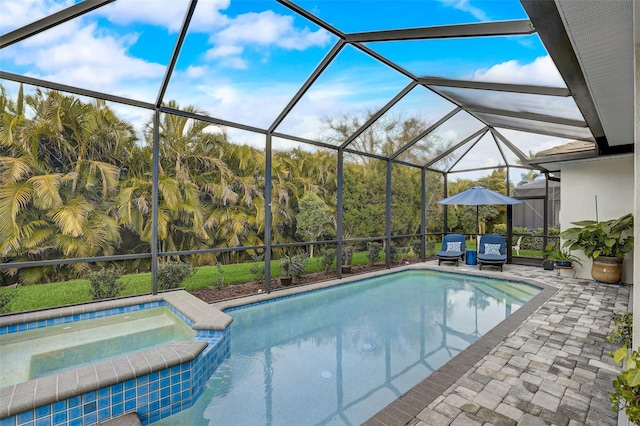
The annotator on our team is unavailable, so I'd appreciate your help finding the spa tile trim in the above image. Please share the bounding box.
[0,290,233,425]
[0,340,208,418]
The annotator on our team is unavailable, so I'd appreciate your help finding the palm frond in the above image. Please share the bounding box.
[0,181,34,234]
[0,155,32,183]
[29,173,63,209]
[48,198,92,237]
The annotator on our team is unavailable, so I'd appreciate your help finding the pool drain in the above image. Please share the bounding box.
[319,370,333,380]
[360,342,376,352]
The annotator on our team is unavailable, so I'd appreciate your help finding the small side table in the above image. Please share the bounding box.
[465,250,477,265]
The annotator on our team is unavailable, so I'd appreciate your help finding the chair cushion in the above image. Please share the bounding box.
[484,243,502,255]
[437,250,462,258]
[477,254,507,262]
[446,242,462,252]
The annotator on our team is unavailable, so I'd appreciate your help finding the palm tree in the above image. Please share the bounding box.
[0,87,135,283]
[517,169,541,186]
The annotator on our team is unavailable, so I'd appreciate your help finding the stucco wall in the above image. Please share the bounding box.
[559,155,635,283]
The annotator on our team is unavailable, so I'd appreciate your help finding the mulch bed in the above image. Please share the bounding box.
[190,259,428,304]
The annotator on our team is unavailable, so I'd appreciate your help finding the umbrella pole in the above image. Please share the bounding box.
[476,205,480,250]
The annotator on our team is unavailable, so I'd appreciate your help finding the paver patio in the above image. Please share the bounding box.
[365,262,630,426]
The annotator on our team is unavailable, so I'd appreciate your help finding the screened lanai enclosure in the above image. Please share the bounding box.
[0,0,629,301]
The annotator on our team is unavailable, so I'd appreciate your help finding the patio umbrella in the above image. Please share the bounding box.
[438,186,524,249]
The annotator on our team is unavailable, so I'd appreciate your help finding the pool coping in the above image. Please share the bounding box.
[212,263,554,312]
[0,290,233,419]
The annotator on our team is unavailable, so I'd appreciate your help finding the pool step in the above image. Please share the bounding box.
[99,412,142,426]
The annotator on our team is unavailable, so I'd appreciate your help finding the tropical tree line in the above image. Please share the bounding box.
[0,85,518,286]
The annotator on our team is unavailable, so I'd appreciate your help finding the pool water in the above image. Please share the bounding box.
[157,270,539,425]
[0,306,195,387]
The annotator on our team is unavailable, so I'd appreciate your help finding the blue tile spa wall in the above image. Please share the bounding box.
[1,298,231,426]
[0,302,165,336]
[2,328,230,426]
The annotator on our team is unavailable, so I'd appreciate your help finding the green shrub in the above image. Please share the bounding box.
[0,287,17,313]
[607,312,633,348]
[157,261,195,291]
[88,267,126,300]
[610,346,640,423]
[319,248,336,273]
[249,253,265,284]
[608,312,637,422]
[214,264,224,290]
[366,242,382,265]
[280,252,308,278]
[341,246,353,265]
[390,243,409,261]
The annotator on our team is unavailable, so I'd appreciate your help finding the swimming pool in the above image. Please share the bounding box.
[157,269,540,425]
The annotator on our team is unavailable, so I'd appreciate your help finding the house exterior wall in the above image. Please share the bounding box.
[560,155,635,283]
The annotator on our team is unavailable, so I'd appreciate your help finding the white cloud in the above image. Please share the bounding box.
[3,19,165,102]
[204,10,331,68]
[0,0,75,35]
[438,0,489,21]
[213,11,329,50]
[8,20,146,103]
[470,55,565,87]
[307,86,352,102]
[94,0,230,33]
[205,44,244,60]
[207,85,237,105]
[202,51,247,69]
[185,65,207,78]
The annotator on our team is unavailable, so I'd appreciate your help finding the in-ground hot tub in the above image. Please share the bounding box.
[2,307,196,387]
[0,291,232,426]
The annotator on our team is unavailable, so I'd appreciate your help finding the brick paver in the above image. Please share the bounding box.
[364,262,629,426]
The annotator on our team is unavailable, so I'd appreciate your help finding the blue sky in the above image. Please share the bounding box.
[0,0,573,173]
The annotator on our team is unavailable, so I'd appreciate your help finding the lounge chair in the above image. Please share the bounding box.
[437,234,466,266]
[477,234,507,271]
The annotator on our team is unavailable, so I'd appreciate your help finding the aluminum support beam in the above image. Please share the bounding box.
[336,150,344,278]
[466,105,587,128]
[156,0,198,107]
[418,77,570,97]
[424,127,488,168]
[341,82,418,150]
[0,71,155,110]
[268,40,345,133]
[151,109,160,295]
[391,107,461,160]
[265,134,273,292]
[346,20,534,42]
[385,161,392,269]
[521,0,609,152]
[0,0,115,48]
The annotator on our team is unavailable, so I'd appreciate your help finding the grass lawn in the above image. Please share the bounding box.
[0,251,374,313]
[0,247,543,313]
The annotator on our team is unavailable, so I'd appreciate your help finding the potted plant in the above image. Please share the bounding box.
[341,246,353,274]
[543,245,582,277]
[560,213,634,283]
[280,252,307,286]
[608,312,637,422]
[543,245,583,268]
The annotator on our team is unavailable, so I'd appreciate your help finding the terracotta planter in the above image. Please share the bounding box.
[280,276,293,286]
[591,256,623,283]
